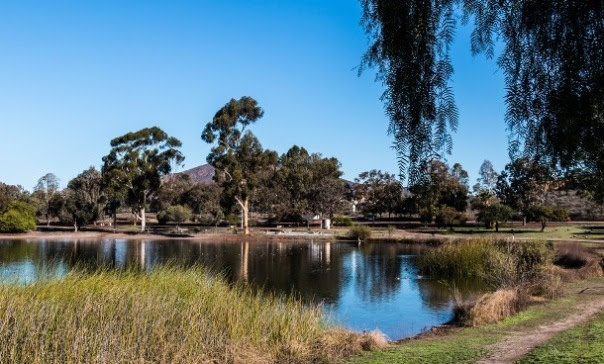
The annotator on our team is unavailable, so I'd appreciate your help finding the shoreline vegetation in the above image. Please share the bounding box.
[1,235,602,362]
[0,267,386,363]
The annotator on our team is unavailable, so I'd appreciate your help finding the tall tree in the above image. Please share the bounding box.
[472,160,499,208]
[409,160,468,223]
[33,173,60,226]
[355,170,405,218]
[102,127,184,232]
[360,1,603,194]
[63,167,105,231]
[0,182,29,212]
[495,158,552,225]
[202,97,278,235]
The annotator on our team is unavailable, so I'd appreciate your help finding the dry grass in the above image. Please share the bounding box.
[454,289,529,327]
[0,267,375,363]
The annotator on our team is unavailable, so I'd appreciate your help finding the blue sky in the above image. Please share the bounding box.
[0,0,508,190]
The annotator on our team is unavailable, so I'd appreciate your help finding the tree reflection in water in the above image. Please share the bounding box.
[0,239,486,340]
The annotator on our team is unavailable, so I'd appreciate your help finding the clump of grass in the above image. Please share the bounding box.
[553,243,604,280]
[417,239,554,290]
[348,225,372,241]
[0,267,374,363]
[555,243,599,269]
[454,288,529,327]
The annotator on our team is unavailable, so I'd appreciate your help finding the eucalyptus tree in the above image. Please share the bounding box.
[472,160,499,208]
[102,127,184,232]
[0,182,29,212]
[360,0,603,195]
[63,167,105,231]
[202,97,278,235]
[408,160,469,223]
[355,170,404,218]
[33,173,60,226]
[495,158,552,226]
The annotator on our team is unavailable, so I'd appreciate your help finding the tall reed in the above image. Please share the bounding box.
[0,267,374,363]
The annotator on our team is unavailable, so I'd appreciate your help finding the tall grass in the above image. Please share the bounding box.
[0,267,379,363]
[418,239,563,326]
[417,239,554,289]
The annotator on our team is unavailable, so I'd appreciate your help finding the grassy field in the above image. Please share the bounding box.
[0,267,379,363]
[351,277,604,363]
[519,311,604,363]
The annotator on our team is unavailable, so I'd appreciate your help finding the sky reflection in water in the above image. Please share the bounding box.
[0,239,482,340]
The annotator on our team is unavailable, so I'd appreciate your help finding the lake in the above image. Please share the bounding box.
[0,239,483,340]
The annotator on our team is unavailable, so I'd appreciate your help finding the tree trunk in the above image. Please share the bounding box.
[242,198,249,235]
[523,215,527,226]
[140,207,146,232]
[495,221,499,232]
[541,221,546,232]
[74,222,78,232]
[46,212,50,227]
[235,197,250,235]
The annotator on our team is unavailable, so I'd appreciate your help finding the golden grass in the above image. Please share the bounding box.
[0,267,378,363]
[454,289,528,327]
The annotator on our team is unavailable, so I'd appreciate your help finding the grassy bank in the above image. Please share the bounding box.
[352,276,604,363]
[0,268,380,363]
[519,310,604,363]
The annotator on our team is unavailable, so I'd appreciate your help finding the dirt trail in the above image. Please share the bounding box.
[478,289,604,364]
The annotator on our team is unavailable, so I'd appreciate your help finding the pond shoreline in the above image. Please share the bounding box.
[0,229,450,243]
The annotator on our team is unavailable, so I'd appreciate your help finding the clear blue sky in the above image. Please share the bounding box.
[0,0,508,191]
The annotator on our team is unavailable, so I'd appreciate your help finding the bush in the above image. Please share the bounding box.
[435,206,466,229]
[333,214,353,226]
[0,201,37,233]
[157,205,192,226]
[348,225,372,240]
[225,213,240,227]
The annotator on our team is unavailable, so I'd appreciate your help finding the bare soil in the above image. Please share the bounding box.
[478,288,604,364]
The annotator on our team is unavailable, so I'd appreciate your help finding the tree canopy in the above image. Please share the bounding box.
[360,0,603,193]
[202,97,278,235]
[102,127,184,231]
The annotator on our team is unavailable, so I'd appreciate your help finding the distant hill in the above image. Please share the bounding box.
[170,164,358,189]
[169,164,215,184]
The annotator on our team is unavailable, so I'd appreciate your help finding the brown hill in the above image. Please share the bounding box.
[169,164,215,184]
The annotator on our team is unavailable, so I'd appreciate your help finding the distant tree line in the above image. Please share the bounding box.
[0,96,576,235]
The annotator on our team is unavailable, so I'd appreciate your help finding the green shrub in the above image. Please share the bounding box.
[226,213,240,226]
[435,206,466,229]
[157,205,192,226]
[333,214,353,226]
[0,201,37,233]
[348,225,372,240]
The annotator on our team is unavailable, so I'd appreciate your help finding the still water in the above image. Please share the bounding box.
[0,239,481,340]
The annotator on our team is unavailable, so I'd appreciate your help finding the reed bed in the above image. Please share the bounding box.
[0,267,375,363]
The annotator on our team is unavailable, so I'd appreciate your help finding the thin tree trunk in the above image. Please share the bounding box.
[242,198,249,235]
[140,208,146,232]
[541,221,546,232]
[523,215,527,226]
[495,221,499,232]
[74,222,78,232]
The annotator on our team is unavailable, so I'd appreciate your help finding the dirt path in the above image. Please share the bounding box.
[478,288,604,364]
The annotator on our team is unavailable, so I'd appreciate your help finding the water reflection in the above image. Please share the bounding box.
[0,239,483,340]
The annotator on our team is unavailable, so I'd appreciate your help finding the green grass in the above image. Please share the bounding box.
[0,267,360,363]
[352,277,604,364]
[438,225,604,241]
[519,311,604,363]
